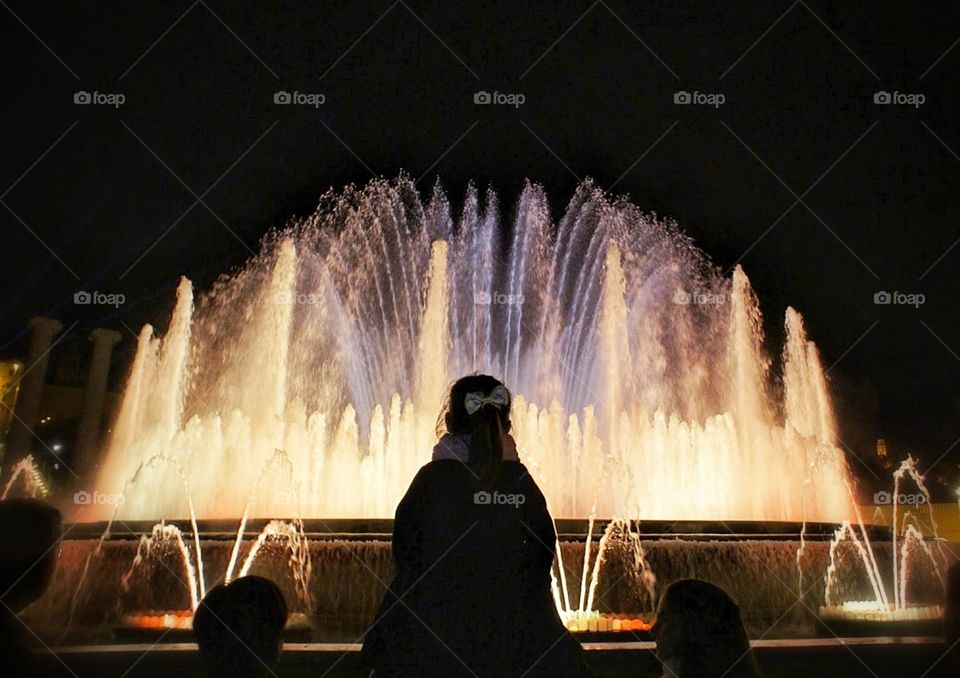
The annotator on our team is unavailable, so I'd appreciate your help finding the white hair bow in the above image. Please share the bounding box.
[464,384,509,415]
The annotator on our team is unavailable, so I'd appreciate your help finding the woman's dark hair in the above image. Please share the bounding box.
[437,374,512,486]
[654,579,760,678]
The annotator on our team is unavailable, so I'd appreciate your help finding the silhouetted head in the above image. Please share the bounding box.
[652,579,759,678]
[193,576,287,678]
[0,498,62,613]
[438,374,512,485]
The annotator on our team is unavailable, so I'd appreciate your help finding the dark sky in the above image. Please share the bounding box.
[2,1,959,490]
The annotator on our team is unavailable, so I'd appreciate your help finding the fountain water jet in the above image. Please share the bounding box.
[0,454,49,499]
[821,457,949,624]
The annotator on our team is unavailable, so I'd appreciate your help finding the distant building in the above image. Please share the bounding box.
[0,361,25,455]
[876,438,888,458]
[1,320,123,481]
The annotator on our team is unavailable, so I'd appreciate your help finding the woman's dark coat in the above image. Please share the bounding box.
[361,459,592,677]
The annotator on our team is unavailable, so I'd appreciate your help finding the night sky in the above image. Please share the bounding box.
[2,1,959,492]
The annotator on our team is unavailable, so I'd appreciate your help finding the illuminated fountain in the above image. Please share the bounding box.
[88,176,853,523]
[16,176,944,644]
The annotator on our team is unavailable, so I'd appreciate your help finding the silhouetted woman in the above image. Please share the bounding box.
[361,374,592,677]
[652,579,761,678]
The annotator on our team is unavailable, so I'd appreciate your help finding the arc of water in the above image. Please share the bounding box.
[504,186,537,386]
[237,524,278,578]
[225,449,294,584]
[562,229,610,408]
[585,520,616,613]
[578,513,596,612]
[824,521,889,610]
[0,455,48,499]
[121,524,202,610]
[415,240,450,415]
[225,501,253,585]
[898,522,945,609]
[544,494,573,617]
[66,449,201,636]
[235,519,313,610]
[892,456,946,609]
[376,209,415,392]
[843,472,889,609]
[554,537,573,616]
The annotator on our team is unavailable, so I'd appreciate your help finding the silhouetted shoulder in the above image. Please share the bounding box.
[411,459,476,485]
[415,460,544,492]
[419,458,472,473]
[505,462,549,500]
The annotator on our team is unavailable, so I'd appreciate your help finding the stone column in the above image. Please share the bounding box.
[73,328,122,478]
[7,317,63,461]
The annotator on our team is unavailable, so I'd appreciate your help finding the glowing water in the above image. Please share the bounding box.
[554,518,657,628]
[123,523,204,610]
[0,454,48,499]
[92,177,853,522]
[823,457,948,617]
[118,518,312,613]
[65,449,312,635]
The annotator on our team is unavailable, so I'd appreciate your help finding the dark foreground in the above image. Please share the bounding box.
[42,638,960,678]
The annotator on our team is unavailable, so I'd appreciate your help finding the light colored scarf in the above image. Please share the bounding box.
[431,433,520,462]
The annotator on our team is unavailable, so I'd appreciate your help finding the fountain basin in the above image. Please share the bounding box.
[818,603,944,638]
[25,519,951,647]
[117,611,313,642]
[563,611,655,641]
[61,518,894,541]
